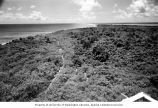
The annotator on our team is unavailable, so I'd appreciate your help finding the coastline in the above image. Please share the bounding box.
[0,25,158,102]
[0,23,97,45]
[1,23,158,45]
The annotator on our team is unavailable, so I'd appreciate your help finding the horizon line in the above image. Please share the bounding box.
[0,22,158,25]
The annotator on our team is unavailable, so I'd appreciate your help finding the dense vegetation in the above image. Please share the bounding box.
[0,25,158,102]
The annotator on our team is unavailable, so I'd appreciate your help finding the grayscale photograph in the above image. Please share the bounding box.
[0,0,158,103]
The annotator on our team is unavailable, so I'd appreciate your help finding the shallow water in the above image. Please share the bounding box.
[0,24,96,44]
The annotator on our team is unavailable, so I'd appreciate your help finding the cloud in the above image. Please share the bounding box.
[28,11,47,21]
[149,0,158,5]
[72,0,101,20]
[17,7,22,11]
[6,7,23,12]
[7,8,12,11]
[30,5,36,9]
[7,7,23,11]
[113,0,158,19]
[0,11,3,14]
[0,11,48,21]
[0,12,28,20]
[15,13,27,19]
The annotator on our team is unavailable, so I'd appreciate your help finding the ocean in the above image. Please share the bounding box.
[0,23,158,45]
[0,24,96,45]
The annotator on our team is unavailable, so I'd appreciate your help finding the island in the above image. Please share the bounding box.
[0,25,158,102]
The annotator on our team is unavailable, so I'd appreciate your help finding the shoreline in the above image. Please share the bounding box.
[1,23,158,45]
[0,24,158,102]
[0,23,97,45]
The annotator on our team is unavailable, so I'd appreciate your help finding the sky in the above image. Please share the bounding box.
[0,0,158,24]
